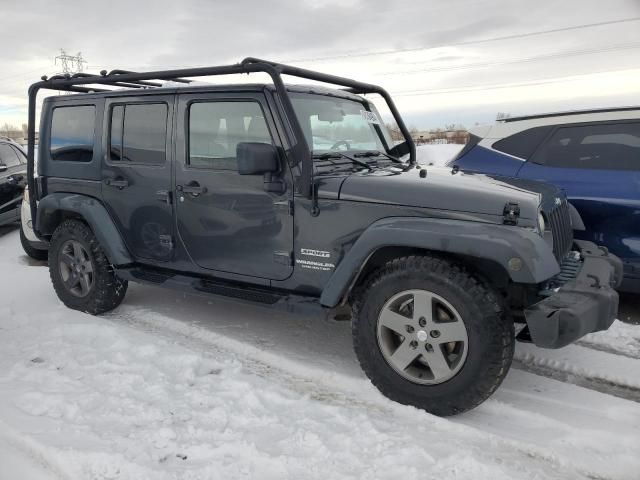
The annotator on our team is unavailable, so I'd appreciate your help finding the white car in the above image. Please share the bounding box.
[20,185,48,260]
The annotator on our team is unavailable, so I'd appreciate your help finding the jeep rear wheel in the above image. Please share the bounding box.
[352,255,514,416]
[49,219,127,314]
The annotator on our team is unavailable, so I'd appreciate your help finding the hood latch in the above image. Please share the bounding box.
[503,202,520,225]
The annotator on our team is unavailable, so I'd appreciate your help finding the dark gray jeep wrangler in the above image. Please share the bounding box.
[26,58,622,415]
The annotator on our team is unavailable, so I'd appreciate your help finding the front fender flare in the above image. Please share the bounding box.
[320,217,560,307]
[36,193,133,266]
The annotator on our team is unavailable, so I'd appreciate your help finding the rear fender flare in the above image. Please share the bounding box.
[36,193,132,266]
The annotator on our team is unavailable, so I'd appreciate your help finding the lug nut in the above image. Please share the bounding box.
[430,330,440,338]
[419,317,426,327]
[425,343,434,352]
[406,325,415,333]
[410,340,418,349]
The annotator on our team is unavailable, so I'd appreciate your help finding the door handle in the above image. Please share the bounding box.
[177,182,207,196]
[105,178,129,189]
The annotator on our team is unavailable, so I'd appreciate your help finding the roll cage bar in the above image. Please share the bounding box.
[26,57,416,236]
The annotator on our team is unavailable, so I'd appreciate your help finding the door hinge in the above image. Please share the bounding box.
[273,251,293,266]
[274,199,294,216]
[159,234,174,250]
[156,189,172,205]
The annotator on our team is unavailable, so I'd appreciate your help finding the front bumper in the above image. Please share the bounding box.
[524,240,622,349]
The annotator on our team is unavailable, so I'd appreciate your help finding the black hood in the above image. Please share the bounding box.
[318,165,563,220]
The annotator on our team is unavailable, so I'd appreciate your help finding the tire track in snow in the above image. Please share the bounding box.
[575,340,640,361]
[0,422,72,480]
[104,307,619,480]
[513,357,640,403]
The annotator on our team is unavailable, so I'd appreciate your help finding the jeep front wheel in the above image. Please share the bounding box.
[352,255,514,416]
[49,219,128,314]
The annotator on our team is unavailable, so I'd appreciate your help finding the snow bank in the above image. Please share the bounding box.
[416,144,463,166]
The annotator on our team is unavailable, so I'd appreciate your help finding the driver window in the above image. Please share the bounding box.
[188,101,273,170]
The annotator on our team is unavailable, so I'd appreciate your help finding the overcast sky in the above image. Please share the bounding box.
[1,0,639,130]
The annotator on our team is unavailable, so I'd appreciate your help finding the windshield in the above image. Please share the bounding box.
[290,92,395,155]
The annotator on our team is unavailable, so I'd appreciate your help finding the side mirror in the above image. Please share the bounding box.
[0,163,7,173]
[237,142,279,175]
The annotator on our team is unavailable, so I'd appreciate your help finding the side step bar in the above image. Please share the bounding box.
[116,266,324,315]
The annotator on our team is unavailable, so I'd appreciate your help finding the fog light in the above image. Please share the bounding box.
[508,257,522,271]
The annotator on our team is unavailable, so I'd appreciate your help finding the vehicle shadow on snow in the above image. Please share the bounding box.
[618,293,640,325]
[118,283,363,377]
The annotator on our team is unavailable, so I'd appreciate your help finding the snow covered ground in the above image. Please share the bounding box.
[0,227,639,480]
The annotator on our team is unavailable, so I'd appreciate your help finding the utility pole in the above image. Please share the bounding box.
[55,49,87,75]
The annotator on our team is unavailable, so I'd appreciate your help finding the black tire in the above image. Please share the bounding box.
[20,224,48,261]
[49,219,128,314]
[351,255,514,416]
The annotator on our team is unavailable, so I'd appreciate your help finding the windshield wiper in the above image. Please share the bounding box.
[352,150,402,163]
[313,152,373,171]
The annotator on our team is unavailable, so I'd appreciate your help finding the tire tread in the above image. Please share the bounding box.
[351,254,514,416]
[49,219,127,315]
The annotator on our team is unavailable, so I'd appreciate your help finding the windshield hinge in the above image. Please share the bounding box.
[274,199,294,216]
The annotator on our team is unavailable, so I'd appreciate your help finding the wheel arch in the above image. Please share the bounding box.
[319,216,560,308]
[36,193,133,266]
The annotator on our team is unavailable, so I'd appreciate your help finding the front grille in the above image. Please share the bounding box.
[547,198,573,260]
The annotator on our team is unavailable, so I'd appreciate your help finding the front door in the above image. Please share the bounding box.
[174,92,294,280]
[102,96,175,262]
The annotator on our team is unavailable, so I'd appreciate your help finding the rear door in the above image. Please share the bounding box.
[102,96,175,262]
[517,121,640,265]
[0,142,26,224]
[174,91,294,280]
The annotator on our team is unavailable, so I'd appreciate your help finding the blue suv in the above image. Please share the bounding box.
[450,107,640,292]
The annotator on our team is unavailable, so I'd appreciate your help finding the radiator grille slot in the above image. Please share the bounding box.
[547,199,573,260]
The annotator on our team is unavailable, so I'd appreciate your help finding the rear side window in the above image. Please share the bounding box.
[188,101,273,170]
[0,143,22,167]
[110,103,167,165]
[50,105,95,162]
[533,122,640,170]
[492,125,552,160]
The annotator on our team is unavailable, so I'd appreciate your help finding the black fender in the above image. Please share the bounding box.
[320,216,561,307]
[36,193,133,266]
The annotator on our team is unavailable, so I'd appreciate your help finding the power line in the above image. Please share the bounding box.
[389,67,640,97]
[0,67,52,83]
[283,17,640,63]
[378,41,640,77]
[2,16,640,88]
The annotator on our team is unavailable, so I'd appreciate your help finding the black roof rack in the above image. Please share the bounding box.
[501,105,640,123]
[26,57,416,234]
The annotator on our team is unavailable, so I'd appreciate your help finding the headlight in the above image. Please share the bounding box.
[537,212,546,235]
